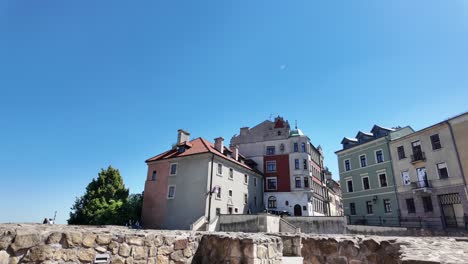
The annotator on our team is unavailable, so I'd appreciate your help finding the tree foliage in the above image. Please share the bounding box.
[68,166,136,225]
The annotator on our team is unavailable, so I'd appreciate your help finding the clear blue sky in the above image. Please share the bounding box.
[1,1,467,224]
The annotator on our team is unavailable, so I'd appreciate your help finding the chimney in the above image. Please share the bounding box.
[177,129,190,145]
[214,137,224,152]
[240,127,249,136]
[230,144,239,161]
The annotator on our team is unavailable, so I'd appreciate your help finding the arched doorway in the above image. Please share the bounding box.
[294,204,302,216]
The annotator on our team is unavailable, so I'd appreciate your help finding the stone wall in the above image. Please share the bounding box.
[0,224,282,264]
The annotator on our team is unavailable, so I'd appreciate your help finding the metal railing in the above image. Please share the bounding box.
[347,215,467,230]
[412,179,432,189]
[411,152,426,163]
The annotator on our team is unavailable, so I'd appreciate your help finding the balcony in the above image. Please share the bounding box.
[411,180,432,194]
[410,152,426,164]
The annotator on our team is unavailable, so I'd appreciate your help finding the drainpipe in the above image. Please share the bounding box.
[386,137,402,221]
[448,122,468,199]
[207,153,215,223]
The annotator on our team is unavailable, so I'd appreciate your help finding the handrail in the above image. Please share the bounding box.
[190,215,206,231]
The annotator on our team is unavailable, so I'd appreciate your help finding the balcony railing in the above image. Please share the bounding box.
[411,152,426,163]
[411,179,432,189]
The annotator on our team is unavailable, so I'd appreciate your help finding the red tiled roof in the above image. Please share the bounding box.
[146,137,260,173]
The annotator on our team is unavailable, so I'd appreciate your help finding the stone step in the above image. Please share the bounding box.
[282,256,303,264]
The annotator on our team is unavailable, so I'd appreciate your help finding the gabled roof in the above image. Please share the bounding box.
[146,137,260,173]
[340,137,358,144]
[355,131,373,138]
[370,125,394,134]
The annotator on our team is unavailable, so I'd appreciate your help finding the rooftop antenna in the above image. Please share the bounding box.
[295,120,298,129]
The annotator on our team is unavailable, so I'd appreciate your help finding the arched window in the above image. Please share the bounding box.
[301,142,306,152]
[268,196,277,208]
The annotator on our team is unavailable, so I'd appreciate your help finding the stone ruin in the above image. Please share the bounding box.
[1,224,468,264]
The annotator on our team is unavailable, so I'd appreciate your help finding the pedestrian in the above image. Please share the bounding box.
[43,218,49,224]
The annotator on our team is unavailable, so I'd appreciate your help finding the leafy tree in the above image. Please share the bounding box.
[68,166,129,225]
[121,192,144,224]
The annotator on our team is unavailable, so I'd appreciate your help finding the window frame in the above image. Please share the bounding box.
[366,201,373,215]
[422,196,433,212]
[437,162,449,179]
[228,189,232,197]
[169,163,178,176]
[375,149,384,163]
[303,159,308,170]
[359,154,367,168]
[301,142,306,153]
[430,134,442,150]
[401,170,411,186]
[266,146,276,155]
[217,163,223,176]
[244,193,248,204]
[295,177,302,188]
[151,170,157,181]
[254,177,257,187]
[346,179,354,193]
[293,142,298,152]
[244,174,248,184]
[379,173,388,187]
[266,161,277,172]
[268,196,277,208]
[266,177,278,191]
[294,159,300,170]
[344,159,351,171]
[383,199,392,213]
[350,202,356,215]
[397,146,406,160]
[167,185,176,199]
[215,187,222,199]
[229,168,234,179]
[362,176,370,190]
[406,198,416,214]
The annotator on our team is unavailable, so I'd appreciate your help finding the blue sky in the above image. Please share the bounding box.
[1,1,467,224]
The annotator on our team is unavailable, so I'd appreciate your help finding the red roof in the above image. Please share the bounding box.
[146,137,259,173]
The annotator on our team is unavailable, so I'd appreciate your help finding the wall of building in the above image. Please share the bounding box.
[143,154,210,230]
[264,154,290,192]
[141,161,170,229]
[338,138,400,219]
[449,114,468,188]
[218,214,280,233]
[283,216,346,234]
[264,191,312,216]
[208,155,263,218]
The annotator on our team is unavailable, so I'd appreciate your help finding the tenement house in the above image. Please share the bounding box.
[390,112,468,228]
[141,129,263,230]
[230,116,331,216]
[336,125,414,225]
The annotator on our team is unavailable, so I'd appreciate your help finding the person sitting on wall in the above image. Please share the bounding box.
[43,218,49,224]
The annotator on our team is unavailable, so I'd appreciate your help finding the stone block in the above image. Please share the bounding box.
[78,248,95,263]
[132,246,147,260]
[126,236,144,246]
[46,233,63,245]
[119,243,131,257]
[96,235,112,245]
[11,233,40,252]
[95,246,107,253]
[158,245,174,256]
[149,246,157,257]
[65,232,82,247]
[82,233,97,248]
[0,236,12,251]
[174,239,188,250]
[111,255,125,264]
[0,250,9,264]
[157,255,169,264]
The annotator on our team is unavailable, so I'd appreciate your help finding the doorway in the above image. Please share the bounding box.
[294,204,302,216]
[439,193,462,228]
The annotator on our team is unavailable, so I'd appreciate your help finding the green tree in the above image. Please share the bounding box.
[68,166,129,225]
[121,192,144,223]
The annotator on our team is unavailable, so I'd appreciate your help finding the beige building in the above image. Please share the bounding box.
[389,112,468,228]
[449,113,468,194]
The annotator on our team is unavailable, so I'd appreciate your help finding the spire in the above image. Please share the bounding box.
[295,120,298,129]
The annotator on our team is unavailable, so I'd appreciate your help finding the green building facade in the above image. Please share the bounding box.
[336,125,414,225]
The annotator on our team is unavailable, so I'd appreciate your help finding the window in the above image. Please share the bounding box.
[366,201,373,214]
[170,163,177,175]
[379,173,388,187]
[244,174,248,184]
[266,161,277,172]
[397,146,406,160]
[383,199,392,213]
[228,207,233,214]
[347,180,354,193]
[294,159,299,170]
[234,208,238,213]
[303,159,308,170]
[216,208,221,215]
[344,159,351,171]
[295,177,302,188]
[285,201,289,206]
[266,177,277,190]
[268,196,277,208]
[430,134,442,150]
[362,177,370,190]
[350,203,356,215]
[360,155,367,167]
[266,146,275,155]
[167,185,176,199]
[217,163,223,175]
[376,150,384,163]
[301,142,306,152]
[304,177,309,188]
[229,168,233,179]
[151,170,157,181]
[244,194,248,204]
[302,206,307,211]
[437,162,449,179]
[294,142,298,152]
[216,187,222,199]
[229,190,232,197]
[277,131,281,136]
[401,171,411,185]
[254,177,257,187]
[406,198,415,214]
[422,196,433,212]
[254,196,257,206]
